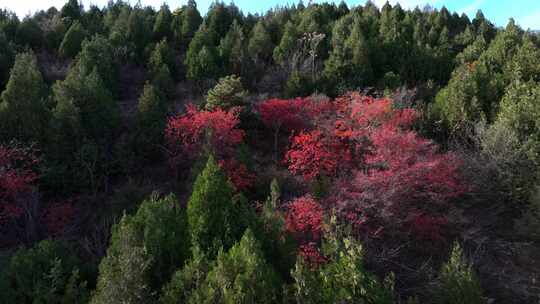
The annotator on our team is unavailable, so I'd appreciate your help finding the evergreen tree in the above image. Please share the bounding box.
[219,20,248,77]
[59,21,87,58]
[91,193,190,304]
[273,21,299,66]
[135,83,168,159]
[16,18,43,49]
[61,0,82,23]
[0,240,89,304]
[153,4,172,41]
[205,74,247,110]
[187,155,251,256]
[435,243,485,304]
[149,38,176,78]
[191,229,281,303]
[248,20,274,66]
[173,0,202,45]
[292,221,394,304]
[185,25,221,81]
[77,35,118,94]
[0,32,14,89]
[0,51,48,143]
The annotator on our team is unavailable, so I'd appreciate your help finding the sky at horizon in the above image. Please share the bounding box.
[2,0,539,30]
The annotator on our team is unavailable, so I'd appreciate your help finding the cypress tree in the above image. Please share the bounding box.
[59,21,87,58]
[187,155,250,256]
[0,51,48,143]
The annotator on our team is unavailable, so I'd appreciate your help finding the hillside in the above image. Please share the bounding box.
[0,1,540,303]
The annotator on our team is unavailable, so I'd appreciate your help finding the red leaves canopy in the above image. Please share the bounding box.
[165,104,244,161]
[285,195,323,242]
[0,144,39,221]
[257,98,308,132]
[284,93,466,240]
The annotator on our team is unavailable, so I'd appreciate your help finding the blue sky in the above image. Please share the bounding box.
[3,0,540,29]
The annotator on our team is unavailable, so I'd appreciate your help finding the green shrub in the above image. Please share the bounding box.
[205,74,247,110]
[435,242,485,304]
[0,240,89,304]
[292,220,394,304]
[91,193,189,303]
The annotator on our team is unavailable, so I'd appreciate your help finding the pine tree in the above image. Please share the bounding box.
[77,35,118,94]
[153,4,172,41]
[61,0,82,22]
[205,74,247,110]
[0,51,48,143]
[187,155,250,256]
[185,25,220,81]
[273,21,299,66]
[1,240,89,304]
[435,242,484,304]
[219,20,248,77]
[91,194,189,304]
[149,38,176,78]
[59,21,87,58]
[0,32,14,89]
[135,83,168,159]
[174,0,202,45]
[248,21,274,66]
[191,229,281,304]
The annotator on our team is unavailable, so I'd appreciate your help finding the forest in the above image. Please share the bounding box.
[0,0,539,303]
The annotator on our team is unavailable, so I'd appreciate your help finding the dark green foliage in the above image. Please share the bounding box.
[76,35,118,94]
[61,0,82,22]
[292,221,394,304]
[219,20,249,77]
[153,4,172,41]
[273,21,299,66]
[16,18,43,49]
[135,83,168,160]
[248,21,274,66]
[171,0,202,46]
[435,243,485,304]
[92,193,190,303]
[256,179,297,281]
[59,21,87,58]
[160,246,210,304]
[0,32,14,89]
[190,229,282,303]
[0,51,48,143]
[187,155,252,257]
[149,38,176,80]
[0,240,89,304]
[205,74,247,110]
[185,24,221,81]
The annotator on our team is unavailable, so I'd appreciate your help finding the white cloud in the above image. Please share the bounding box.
[371,0,439,9]
[519,10,540,30]
[458,0,485,16]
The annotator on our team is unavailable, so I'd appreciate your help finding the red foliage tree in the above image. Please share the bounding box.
[43,200,77,236]
[0,143,39,223]
[285,130,353,181]
[285,195,324,243]
[284,93,466,240]
[257,98,309,161]
[218,158,256,192]
[165,104,245,163]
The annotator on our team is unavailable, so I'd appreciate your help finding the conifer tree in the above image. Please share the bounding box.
[135,83,168,159]
[185,25,220,81]
[59,21,87,58]
[91,194,189,304]
[187,155,251,256]
[153,4,172,41]
[0,51,48,143]
[248,21,274,66]
[191,229,281,304]
[205,74,247,110]
[273,21,299,66]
